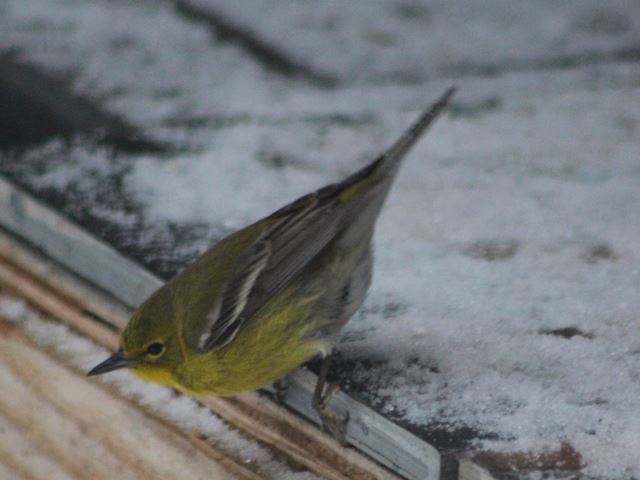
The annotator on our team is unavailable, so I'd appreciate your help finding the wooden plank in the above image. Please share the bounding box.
[0,323,238,480]
[201,393,400,480]
[457,459,496,480]
[0,460,23,480]
[471,443,582,476]
[0,413,78,480]
[0,253,120,351]
[0,174,442,479]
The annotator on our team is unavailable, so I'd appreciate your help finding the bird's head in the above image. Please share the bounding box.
[87,287,184,386]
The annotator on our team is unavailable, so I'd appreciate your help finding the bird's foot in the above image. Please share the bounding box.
[273,377,289,404]
[313,382,349,445]
[311,353,349,445]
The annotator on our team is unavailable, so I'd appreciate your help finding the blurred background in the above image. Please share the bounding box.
[1,1,639,477]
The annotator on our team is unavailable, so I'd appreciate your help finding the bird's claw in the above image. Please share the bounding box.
[273,377,289,404]
[313,382,349,445]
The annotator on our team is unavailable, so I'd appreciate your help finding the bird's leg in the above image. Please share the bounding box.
[273,377,288,404]
[312,352,349,445]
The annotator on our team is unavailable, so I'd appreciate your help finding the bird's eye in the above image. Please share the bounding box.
[146,342,164,357]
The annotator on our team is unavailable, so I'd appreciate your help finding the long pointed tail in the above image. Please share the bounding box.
[378,85,457,177]
[337,86,457,202]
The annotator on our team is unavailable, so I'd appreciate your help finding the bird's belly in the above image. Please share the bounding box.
[178,282,342,396]
[178,337,326,396]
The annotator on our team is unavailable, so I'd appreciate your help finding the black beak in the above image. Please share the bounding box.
[87,352,138,376]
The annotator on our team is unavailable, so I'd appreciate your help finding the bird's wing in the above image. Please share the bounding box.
[199,190,344,351]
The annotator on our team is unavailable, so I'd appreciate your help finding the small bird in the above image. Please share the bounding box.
[88,87,456,440]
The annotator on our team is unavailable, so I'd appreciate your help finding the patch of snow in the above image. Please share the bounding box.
[191,0,640,81]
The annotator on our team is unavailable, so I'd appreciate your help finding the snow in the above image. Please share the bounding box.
[1,0,640,477]
[0,296,318,480]
[342,90,640,478]
[190,0,640,81]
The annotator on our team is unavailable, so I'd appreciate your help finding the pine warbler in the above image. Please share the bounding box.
[89,87,456,439]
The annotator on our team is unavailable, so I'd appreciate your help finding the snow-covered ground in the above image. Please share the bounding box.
[191,0,640,81]
[1,0,639,477]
